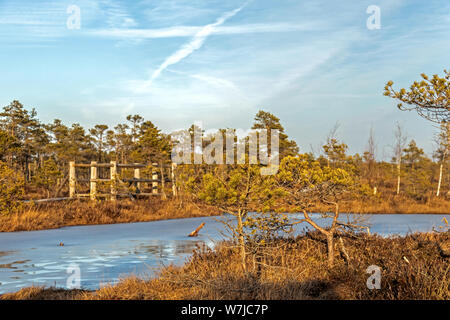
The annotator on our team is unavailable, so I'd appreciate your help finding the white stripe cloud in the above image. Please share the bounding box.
[89,23,317,39]
[139,3,248,88]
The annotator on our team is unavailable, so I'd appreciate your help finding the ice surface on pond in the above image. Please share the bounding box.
[0,213,448,294]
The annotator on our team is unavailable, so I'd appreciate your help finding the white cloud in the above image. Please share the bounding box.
[100,0,137,28]
[90,26,201,38]
[190,74,239,90]
[89,22,318,39]
[0,19,54,25]
[141,1,216,26]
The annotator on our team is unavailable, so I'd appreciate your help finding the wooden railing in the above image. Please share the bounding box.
[69,161,177,201]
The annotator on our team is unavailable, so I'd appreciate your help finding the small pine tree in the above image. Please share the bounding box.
[0,161,24,214]
[32,158,63,198]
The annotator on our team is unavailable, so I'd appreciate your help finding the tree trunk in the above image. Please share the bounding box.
[237,209,246,272]
[54,174,69,198]
[303,209,336,268]
[437,163,443,197]
[326,233,334,267]
[338,237,350,265]
[396,162,401,195]
[160,161,167,200]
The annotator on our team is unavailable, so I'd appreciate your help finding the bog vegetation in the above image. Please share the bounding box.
[2,231,449,300]
[0,91,448,216]
[0,70,448,229]
[0,70,449,300]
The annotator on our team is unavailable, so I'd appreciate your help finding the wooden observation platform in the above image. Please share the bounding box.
[69,161,177,201]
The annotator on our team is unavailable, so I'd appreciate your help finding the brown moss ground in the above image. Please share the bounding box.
[2,231,448,300]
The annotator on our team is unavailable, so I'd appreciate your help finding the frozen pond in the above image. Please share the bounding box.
[0,213,448,294]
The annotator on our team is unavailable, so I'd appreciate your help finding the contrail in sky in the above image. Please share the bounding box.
[147,2,249,85]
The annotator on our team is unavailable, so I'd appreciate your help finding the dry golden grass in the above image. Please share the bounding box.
[0,286,87,300]
[0,198,220,232]
[3,231,448,300]
[313,196,450,214]
[1,195,448,233]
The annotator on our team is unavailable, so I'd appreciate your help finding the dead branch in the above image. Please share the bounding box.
[188,223,205,237]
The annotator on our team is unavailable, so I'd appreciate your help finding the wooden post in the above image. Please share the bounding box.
[134,165,141,193]
[152,163,158,194]
[437,163,443,196]
[110,161,117,201]
[160,161,167,200]
[69,161,76,198]
[171,163,177,197]
[90,161,98,200]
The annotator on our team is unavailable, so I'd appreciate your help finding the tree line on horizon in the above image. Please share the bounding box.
[0,68,449,211]
[0,99,448,205]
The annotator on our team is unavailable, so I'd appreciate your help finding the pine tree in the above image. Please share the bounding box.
[384,70,449,123]
[89,124,109,162]
[434,122,450,196]
[251,110,299,159]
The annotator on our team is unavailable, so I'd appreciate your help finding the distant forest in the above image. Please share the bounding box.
[0,100,449,203]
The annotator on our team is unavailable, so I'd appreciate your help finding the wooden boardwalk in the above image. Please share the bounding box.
[69,161,177,201]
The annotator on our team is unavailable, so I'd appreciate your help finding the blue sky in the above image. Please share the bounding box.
[0,0,449,159]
